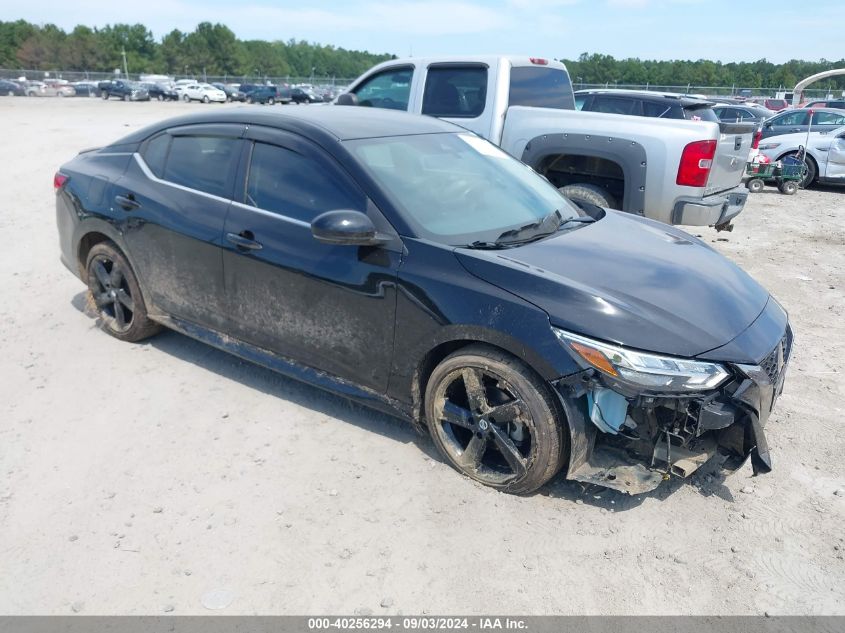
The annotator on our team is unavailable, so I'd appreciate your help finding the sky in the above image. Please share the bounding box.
[4,0,843,63]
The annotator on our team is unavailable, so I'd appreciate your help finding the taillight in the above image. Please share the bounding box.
[529,57,548,65]
[676,140,716,188]
[752,129,762,150]
[54,172,68,190]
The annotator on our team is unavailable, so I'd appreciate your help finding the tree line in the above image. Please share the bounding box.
[562,53,845,91]
[0,20,395,79]
[2,19,844,89]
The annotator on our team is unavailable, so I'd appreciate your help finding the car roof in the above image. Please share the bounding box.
[110,105,462,146]
[773,106,845,115]
[575,89,715,108]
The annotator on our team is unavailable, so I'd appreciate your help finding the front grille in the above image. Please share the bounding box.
[760,326,793,385]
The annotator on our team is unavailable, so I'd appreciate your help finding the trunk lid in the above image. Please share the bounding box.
[705,121,756,195]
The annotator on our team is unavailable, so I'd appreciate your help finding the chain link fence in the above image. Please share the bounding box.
[2,68,842,98]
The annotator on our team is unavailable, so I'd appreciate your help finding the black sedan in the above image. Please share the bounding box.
[54,107,792,495]
[0,79,25,96]
[141,83,179,101]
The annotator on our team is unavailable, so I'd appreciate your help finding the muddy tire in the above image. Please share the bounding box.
[557,183,617,209]
[85,242,162,343]
[424,344,567,495]
[746,178,765,193]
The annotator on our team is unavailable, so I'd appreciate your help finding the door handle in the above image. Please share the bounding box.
[114,194,140,210]
[790,128,801,132]
[226,231,263,251]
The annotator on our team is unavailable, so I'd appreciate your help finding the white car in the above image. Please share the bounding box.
[758,125,845,188]
[181,83,226,103]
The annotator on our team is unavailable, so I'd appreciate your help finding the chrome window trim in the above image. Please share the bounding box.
[229,201,311,228]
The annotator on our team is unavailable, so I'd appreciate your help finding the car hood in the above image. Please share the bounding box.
[455,211,770,359]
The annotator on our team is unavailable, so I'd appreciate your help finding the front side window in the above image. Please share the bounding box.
[164,135,240,198]
[509,67,574,110]
[346,133,580,246]
[353,67,413,111]
[422,65,488,118]
[773,111,808,126]
[245,142,364,223]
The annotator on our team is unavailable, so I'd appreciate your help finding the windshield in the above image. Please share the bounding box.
[346,133,582,246]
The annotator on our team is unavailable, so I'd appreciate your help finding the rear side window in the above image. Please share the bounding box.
[813,111,845,125]
[509,67,574,110]
[164,135,240,198]
[643,101,675,118]
[142,134,170,178]
[682,107,719,122]
[590,95,638,115]
[245,142,364,222]
[422,65,488,118]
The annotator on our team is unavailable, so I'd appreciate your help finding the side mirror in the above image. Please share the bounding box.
[336,92,358,106]
[311,210,386,246]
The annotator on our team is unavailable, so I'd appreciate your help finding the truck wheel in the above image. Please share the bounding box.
[157,94,164,101]
[746,178,765,193]
[558,183,617,209]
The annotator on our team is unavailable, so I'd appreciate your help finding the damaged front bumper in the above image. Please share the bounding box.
[553,326,793,495]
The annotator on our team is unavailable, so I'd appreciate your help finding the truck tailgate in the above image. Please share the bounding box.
[706,122,756,196]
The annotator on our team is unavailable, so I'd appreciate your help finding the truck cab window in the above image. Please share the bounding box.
[422,66,488,118]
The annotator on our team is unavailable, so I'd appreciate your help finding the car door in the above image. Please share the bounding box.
[116,123,245,330]
[221,126,401,392]
[822,130,845,180]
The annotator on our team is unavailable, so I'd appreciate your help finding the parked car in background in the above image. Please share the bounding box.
[99,80,150,101]
[0,79,24,96]
[575,89,720,121]
[749,97,789,111]
[72,82,99,97]
[244,85,279,104]
[182,83,227,103]
[141,82,179,101]
[758,125,845,188]
[26,81,75,97]
[54,106,792,496]
[291,87,323,104]
[712,103,774,124]
[760,107,845,139]
[212,83,246,102]
[802,99,845,110]
[340,56,755,229]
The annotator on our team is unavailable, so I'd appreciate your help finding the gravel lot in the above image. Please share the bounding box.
[1,98,843,615]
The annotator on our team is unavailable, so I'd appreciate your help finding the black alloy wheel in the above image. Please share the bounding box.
[85,242,161,342]
[425,345,566,494]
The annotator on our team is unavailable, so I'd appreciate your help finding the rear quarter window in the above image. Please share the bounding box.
[683,107,719,122]
[509,67,574,110]
[422,65,488,118]
[141,134,170,178]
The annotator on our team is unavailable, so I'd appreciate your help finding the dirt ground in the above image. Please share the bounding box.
[0,98,843,616]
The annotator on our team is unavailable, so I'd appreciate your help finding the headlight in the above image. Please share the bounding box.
[758,142,781,151]
[554,329,729,392]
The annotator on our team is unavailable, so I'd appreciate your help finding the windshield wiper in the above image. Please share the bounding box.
[494,209,562,244]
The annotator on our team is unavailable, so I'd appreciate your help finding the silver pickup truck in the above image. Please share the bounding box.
[337,56,755,228]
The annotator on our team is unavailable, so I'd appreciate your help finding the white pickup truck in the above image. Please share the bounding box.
[336,56,755,228]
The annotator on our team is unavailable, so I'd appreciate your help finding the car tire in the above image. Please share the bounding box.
[268,97,275,105]
[246,96,253,104]
[202,95,209,103]
[101,91,108,100]
[424,344,567,495]
[183,94,190,102]
[557,183,618,209]
[123,94,129,102]
[746,178,765,193]
[7,90,13,97]
[85,242,162,343]
[157,94,164,101]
